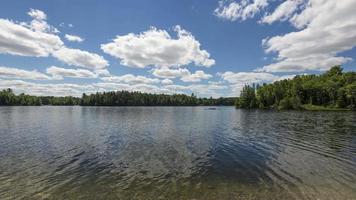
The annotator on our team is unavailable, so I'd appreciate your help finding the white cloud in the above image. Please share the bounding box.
[101,74,160,84]
[52,47,109,70]
[260,0,356,72]
[0,79,96,97]
[25,9,59,33]
[164,83,227,97]
[0,66,51,80]
[28,9,46,21]
[0,18,63,57]
[94,69,110,76]
[101,26,215,68]
[65,34,84,42]
[219,71,277,84]
[93,82,131,91]
[163,84,189,91]
[0,9,109,72]
[130,84,171,94]
[214,1,242,21]
[94,82,171,94]
[180,70,212,82]
[152,67,212,83]
[219,71,296,95]
[161,79,173,85]
[214,1,356,73]
[0,65,100,81]
[46,66,98,79]
[258,55,351,72]
[260,0,304,24]
[214,0,269,21]
[0,77,228,97]
[152,67,190,79]
[188,83,227,97]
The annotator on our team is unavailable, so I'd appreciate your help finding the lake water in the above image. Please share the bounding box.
[0,106,355,200]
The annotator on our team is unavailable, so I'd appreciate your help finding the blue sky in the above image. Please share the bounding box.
[0,0,355,97]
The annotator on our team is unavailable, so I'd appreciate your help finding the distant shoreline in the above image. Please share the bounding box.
[0,89,236,106]
[0,105,353,111]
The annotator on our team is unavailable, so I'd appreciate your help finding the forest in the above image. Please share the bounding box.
[0,89,81,106]
[81,91,235,106]
[0,89,235,106]
[1,66,354,109]
[236,66,356,110]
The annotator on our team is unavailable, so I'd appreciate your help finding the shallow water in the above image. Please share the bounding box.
[0,106,355,200]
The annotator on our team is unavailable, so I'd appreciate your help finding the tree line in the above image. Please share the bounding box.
[0,89,81,106]
[81,91,235,106]
[235,66,356,110]
[0,89,235,106]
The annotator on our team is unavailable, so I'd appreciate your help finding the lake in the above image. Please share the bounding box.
[0,106,355,199]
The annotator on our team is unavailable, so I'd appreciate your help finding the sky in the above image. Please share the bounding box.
[0,0,355,97]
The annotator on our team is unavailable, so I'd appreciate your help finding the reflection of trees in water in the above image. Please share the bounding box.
[1,107,356,199]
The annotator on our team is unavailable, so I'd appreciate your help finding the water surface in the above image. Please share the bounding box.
[0,107,355,199]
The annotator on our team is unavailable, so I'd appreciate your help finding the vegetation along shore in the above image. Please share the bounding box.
[1,66,355,110]
[235,66,355,110]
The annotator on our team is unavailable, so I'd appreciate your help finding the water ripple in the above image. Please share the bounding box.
[0,107,355,199]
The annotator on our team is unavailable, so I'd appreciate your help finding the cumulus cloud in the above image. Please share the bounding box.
[214,1,356,72]
[46,66,98,79]
[188,83,227,97]
[164,83,227,97]
[101,26,215,68]
[219,71,296,95]
[258,55,351,72]
[0,9,109,72]
[214,0,269,21]
[0,65,100,81]
[180,70,212,82]
[0,18,63,57]
[1,79,167,97]
[0,79,96,97]
[0,66,51,80]
[28,9,47,21]
[25,9,59,33]
[260,0,356,72]
[161,79,173,85]
[260,0,304,24]
[152,67,190,79]
[65,34,84,42]
[101,74,160,84]
[94,82,171,94]
[52,47,109,70]
[152,67,212,83]
[219,71,278,84]
[0,9,224,97]
[0,76,229,97]
[94,69,110,76]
